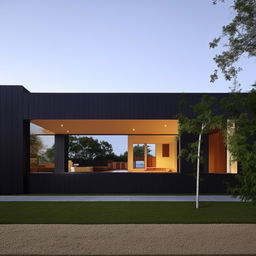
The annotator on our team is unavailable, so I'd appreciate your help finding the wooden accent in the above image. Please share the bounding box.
[162,144,170,157]
[146,167,171,172]
[31,119,178,135]
[208,131,227,173]
[72,166,93,172]
[30,163,55,172]
[147,156,156,167]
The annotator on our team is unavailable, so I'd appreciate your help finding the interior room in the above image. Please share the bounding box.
[30,119,179,173]
[30,119,237,174]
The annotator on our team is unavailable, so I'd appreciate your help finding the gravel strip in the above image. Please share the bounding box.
[1,224,256,255]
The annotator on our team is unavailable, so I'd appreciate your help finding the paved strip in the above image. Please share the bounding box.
[0,224,255,255]
[0,195,241,202]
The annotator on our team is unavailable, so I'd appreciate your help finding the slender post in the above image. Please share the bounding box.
[196,123,205,209]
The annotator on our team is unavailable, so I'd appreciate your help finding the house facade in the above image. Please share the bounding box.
[0,85,238,194]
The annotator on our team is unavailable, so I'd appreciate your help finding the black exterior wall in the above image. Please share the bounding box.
[24,92,227,120]
[0,86,30,193]
[27,173,236,194]
[0,85,238,194]
[55,135,68,173]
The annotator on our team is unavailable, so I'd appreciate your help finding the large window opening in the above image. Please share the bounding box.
[68,135,128,173]
[30,120,237,174]
[29,119,179,173]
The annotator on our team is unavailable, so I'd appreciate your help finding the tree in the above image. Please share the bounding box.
[39,146,55,164]
[30,134,43,158]
[222,89,256,202]
[68,136,114,161]
[210,0,256,87]
[178,95,224,208]
[133,144,145,158]
[118,151,128,162]
[110,151,128,162]
[210,0,256,202]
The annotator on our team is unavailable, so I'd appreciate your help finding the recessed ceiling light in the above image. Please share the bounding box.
[67,130,70,133]
[60,124,64,127]
[132,128,135,131]
[164,124,167,127]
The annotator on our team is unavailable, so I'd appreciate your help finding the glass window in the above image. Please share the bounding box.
[30,135,55,172]
[133,144,145,168]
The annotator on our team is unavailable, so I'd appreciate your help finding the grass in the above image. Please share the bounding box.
[0,202,255,224]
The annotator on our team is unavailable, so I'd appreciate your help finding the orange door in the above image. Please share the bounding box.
[208,131,227,173]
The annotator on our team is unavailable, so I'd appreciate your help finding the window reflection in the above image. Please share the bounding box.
[133,144,145,168]
[30,135,55,172]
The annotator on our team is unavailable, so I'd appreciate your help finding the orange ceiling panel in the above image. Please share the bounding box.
[31,119,178,135]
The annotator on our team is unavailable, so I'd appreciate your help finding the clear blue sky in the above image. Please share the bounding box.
[2,0,255,155]
[0,0,254,93]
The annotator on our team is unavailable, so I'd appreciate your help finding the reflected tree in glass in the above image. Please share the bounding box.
[133,144,145,168]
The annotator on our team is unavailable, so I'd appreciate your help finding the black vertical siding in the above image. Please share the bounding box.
[26,173,237,194]
[25,92,229,119]
[0,86,237,194]
[55,135,68,173]
[0,86,28,193]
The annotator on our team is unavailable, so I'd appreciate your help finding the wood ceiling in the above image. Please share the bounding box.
[31,119,178,135]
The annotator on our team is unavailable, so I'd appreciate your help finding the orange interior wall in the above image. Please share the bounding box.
[147,156,156,167]
[208,131,227,173]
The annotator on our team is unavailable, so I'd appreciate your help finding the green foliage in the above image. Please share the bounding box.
[30,135,55,164]
[108,151,128,162]
[210,0,256,86]
[209,0,256,202]
[178,95,224,164]
[133,144,145,157]
[39,146,55,164]
[179,142,201,164]
[223,89,256,202]
[68,136,114,161]
[68,135,127,162]
[30,134,43,157]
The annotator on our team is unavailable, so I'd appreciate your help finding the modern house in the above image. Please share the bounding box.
[0,85,238,194]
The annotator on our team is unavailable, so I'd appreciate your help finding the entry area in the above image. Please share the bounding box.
[30,119,178,173]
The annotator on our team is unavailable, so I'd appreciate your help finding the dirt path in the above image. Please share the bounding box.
[0,224,256,255]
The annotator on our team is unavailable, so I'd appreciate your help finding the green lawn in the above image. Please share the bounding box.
[0,202,255,224]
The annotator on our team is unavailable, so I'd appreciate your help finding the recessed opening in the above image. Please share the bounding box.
[30,119,178,173]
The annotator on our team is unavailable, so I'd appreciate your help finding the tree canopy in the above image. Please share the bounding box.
[223,88,256,202]
[30,134,43,157]
[178,95,224,163]
[68,135,127,162]
[210,0,256,87]
[68,136,114,160]
[210,0,256,202]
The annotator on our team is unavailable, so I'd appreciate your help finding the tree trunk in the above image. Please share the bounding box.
[196,123,205,209]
